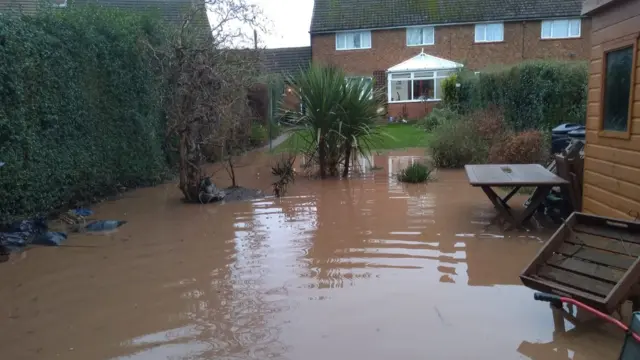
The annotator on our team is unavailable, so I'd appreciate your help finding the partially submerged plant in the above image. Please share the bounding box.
[271,155,296,197]
[284,65,384,178]
[397,163,432,183]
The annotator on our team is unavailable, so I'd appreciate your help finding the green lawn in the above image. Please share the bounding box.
[273,123,431,153]
[375,123,432,150]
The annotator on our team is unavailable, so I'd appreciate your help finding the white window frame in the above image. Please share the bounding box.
[346,76,374,99]
[406,26,435,46]
[386,70,454,103]
[541,19,581,39]
[335,31,372,51]
[474,23,504,43]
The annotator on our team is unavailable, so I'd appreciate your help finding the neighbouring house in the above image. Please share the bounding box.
[310,0,593,119]
[261,46,312,112]
[580,0,640,220]
[246,46,312,123]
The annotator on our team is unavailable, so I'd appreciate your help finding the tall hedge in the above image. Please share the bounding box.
[0,8,169,224]
[447,61,588,131]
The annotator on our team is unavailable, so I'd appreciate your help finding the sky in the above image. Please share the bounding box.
[208,0,314,49]
[251,0,314,48]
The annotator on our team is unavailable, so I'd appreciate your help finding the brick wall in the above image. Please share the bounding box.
[311,19,591,76]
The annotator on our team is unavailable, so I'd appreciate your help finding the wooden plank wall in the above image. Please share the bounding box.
[584,0,640,219]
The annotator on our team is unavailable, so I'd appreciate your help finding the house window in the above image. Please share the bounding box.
[541,19,581,39]
[407,26,435,46]
[474,23,504,43]
[346,77,373,99]
[600,41,637,135]
[336,31,372,50]
[388,70,453,103]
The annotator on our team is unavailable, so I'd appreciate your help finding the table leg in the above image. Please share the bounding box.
[481,186,518,228]
[501,186,521,209]
[520,186,552,224]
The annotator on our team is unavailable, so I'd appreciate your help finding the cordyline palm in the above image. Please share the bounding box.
[287,64,347,178]
[287,65,383,178]
[337,78,383,177]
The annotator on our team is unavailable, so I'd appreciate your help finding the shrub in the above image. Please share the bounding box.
[249,123,268,146]
[0,8,169,224]
[469,106,508,144]
[488,130,547,164]
[452,61,587,131]
[440,73,460,106]
[429,119,486,168]
[417,107,460,132]
[397,163,432,183]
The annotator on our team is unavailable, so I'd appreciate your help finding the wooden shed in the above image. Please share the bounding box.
[581,0,640,220]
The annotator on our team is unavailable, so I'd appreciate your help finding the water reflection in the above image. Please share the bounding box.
[0,152,624,360]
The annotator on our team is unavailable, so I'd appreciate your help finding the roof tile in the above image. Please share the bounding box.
[261,46,312,75]
[311,0,583,33]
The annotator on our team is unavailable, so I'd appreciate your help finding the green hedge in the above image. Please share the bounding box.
[0,8,169,224]
[446,61,588,131]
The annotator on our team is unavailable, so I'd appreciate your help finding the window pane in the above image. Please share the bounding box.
[554,20,569,38]
[390,80,411,101]
[412,79,435,100]
[423,27,434,44]
[407,28,421,45]
[541,21,552,38]
[487,23,503,41]
[353,33,361,48]
[391,72,411,79]
[475,24,486,42]
[569,19,580,37]
[361,31,371,48]
[436,70,453,77]
[603,46,633,132]
[336,34,346,49]
[435,77,445,100]
[413,71,434,78]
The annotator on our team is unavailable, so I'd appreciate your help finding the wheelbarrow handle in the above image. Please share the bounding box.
[533,292,640,343]
[534,292,561,303]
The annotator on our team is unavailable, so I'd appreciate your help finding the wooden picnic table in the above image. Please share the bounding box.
[465,164,569,229]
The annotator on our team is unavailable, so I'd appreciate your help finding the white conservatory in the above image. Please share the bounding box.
[387,50,463,104]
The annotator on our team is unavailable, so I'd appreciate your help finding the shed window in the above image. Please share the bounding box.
[601,41,637,135]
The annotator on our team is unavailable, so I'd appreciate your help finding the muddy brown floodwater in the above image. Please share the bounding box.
[0,150,626,360]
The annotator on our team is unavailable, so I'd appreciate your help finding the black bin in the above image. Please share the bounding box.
[552,123,584,154]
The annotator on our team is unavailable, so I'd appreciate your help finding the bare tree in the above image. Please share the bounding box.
[150,0,265,202]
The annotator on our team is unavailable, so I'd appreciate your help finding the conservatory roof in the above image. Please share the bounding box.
[387,50,464,72]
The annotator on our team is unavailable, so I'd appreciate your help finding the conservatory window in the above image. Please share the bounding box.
[388,70,453,103]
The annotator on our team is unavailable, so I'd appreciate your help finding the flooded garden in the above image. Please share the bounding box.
[0,151,624,360]
[0,6,625,359]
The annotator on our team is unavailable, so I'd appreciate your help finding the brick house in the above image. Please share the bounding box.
[310,0,593,119]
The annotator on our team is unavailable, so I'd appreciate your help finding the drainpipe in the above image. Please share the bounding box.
[521,21,526,61]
